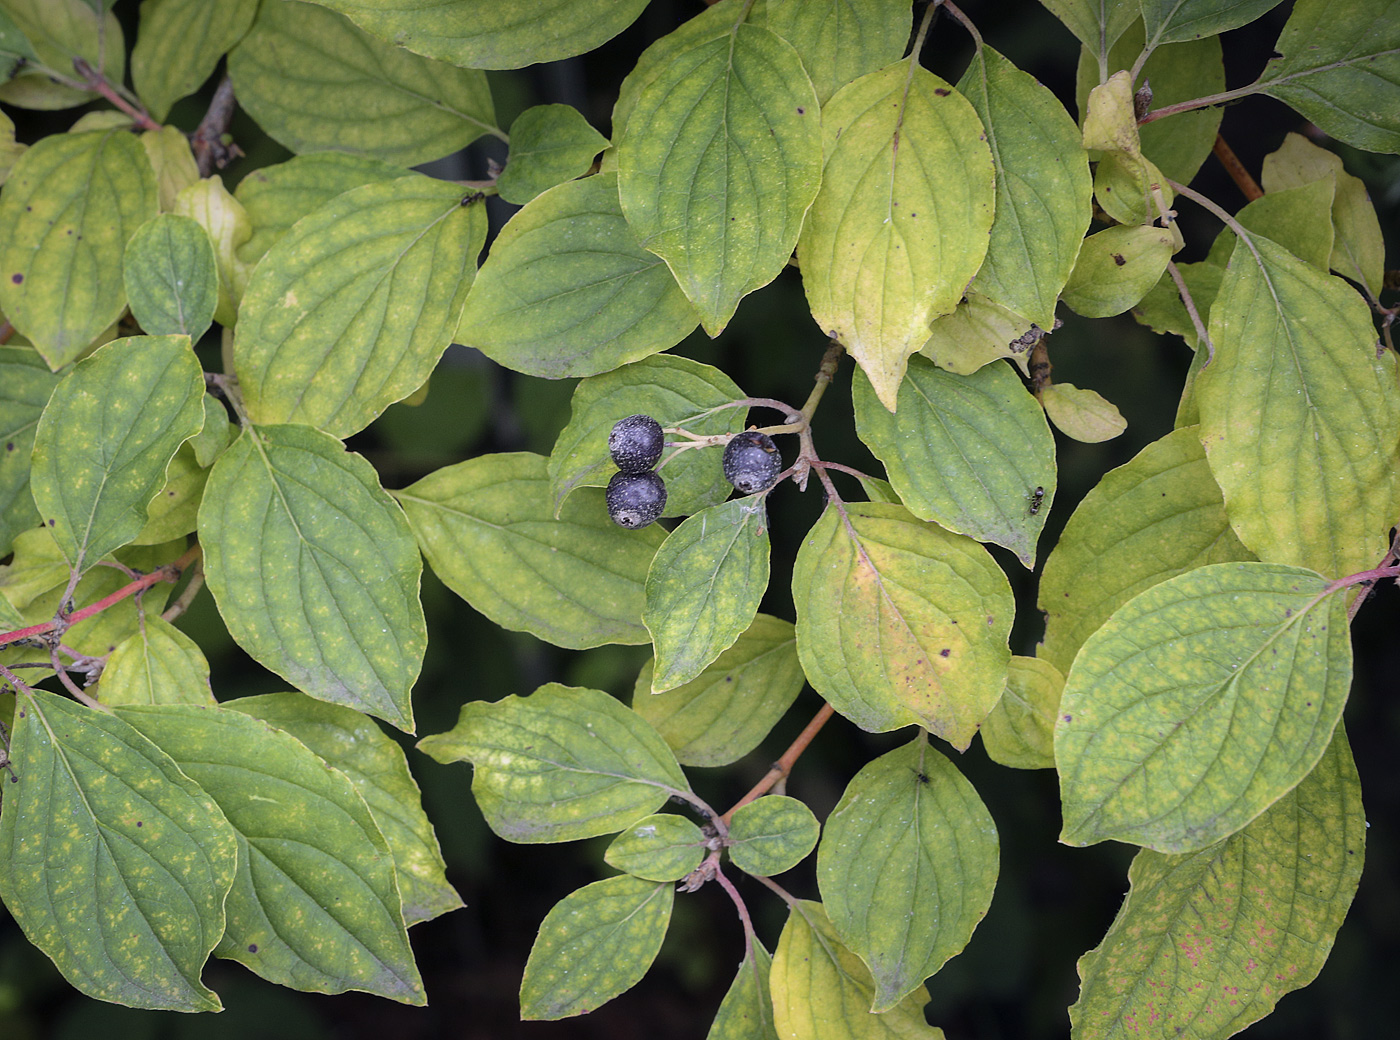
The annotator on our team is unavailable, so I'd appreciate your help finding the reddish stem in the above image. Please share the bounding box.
[721,703,835,826]
[1211,134,1263,201]
[71,57,160,132]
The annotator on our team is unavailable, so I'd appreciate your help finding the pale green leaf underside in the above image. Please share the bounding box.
[29,335,204,575]
[0,346,62,557]
[98,614,217,707]
[817,736,998,1012]
[235,175,485,438]
[632,613,804,768]
[1071,728,1365,1039]
[1056,562,1352,853]
[418,683,688,844]
[618,18,822,335]
[521,875,673,1020]
[0,128,157,368]
[229,0,498,166]
[853,357,1056,567]
[1039,426,1252,675]
[981,655,1064,770]
[117,703,425,1003]
[397,452,665,649]
[771,900,944,1039]
[227,692,462,927]
[198,424,425,732]
[765,0,911,105]
[1140,0,1283,49]
[457,174,699,379]
[0,690,235,1011]
[646,496,771,693]
[306,0,650,70]
[792,504,1013,749]
[709,941,778,1040]
[547,353,744,518]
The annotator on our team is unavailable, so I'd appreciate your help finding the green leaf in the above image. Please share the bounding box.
[853,357,1056,568]
[1037,0,1136,75]
[131,439,207,546]
[765,0,911,105]
[0,690,235,1011]
[1057,561,1352,853]
[234,152,407,268]
[0,0,123,110]
[1234,177,1336,271]
[131,0,258,121]
[1061,225,1175,318]
[0,346,60,556]
[604,813,706,882]
[227,691,462,927]
[520,874,673,1020]
[1079,22,1225,186]
[122,214,219,340]
[1131,254,1223,350]
[1261,132,1386,297]
[457,174,699,378]
[305,0,650,70]
[798,63,995,409]
[1038,427,1253,675]
[791,503,1013,748]
[97,615,216,706]
[199,424,425,732]
[617,12,822,335]
[1256,0,1400,154]
[0,129,157,368]
[770,900,945,1039]
[709,941,779,1040]
[728,795,820,878]
[497,104,608,206]
[116,703,425,1003]
[981,655,1064,770]
[959,46,1093,329]
[170,177,251,327]
[1140,0,1284,48]
[228,0,498,166]
[817,735,998,1012]
[396,452,665,649]
[0,9,38,79]
[418,683,688,843]
[1196,233,1400,578]
[235,175,485,437]
[547,354,745,517]
[645,497,771,693]
[919,294,1037,376]
[1070,727,1365,1039]
[29,335,204,574]
[632,613,805,768]
[0,107,26,183]
[1094,151,1174,227]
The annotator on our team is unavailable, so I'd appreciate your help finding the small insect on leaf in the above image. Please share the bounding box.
[1028,486,1045,515]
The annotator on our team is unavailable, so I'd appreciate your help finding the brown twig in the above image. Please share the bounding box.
[190,74,241,176]
[160,559,205,623]
[1165,259,1215,363]
[720,703,835,827]
[71,57,160,132]
[1028,336,1052,395]
[1211,134,1263,201]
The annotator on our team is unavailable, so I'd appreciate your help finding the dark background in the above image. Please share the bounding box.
[2,1,1397,1037]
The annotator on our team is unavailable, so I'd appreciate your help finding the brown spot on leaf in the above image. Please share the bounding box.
[10,273,21,284]
[934,87,950,96]
[1112,253,1126,266]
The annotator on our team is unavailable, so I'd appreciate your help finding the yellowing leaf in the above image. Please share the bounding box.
[799,63,994,409]
[131,0,258,121]
[919,294,1036,376]
[765,0,911,105]
[171,176,251,327]
[1061,225,1174,318]
[1040,383,1127,443]
[791,503,1013,749]
[981,655,1063,770]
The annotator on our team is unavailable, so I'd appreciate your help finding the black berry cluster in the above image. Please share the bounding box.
[606,415,667,528]
[723,431,783,494]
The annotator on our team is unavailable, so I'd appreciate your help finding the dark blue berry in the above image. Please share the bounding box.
[723,431,782,494]
[609,414,664,474]
[606,471,667,528]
